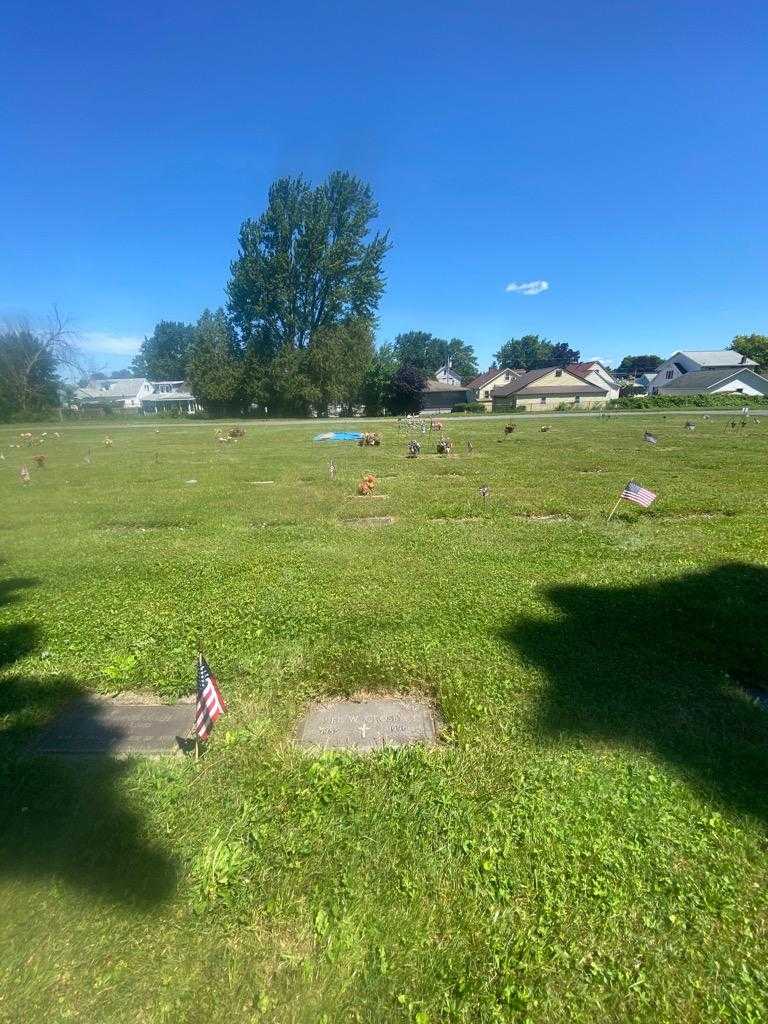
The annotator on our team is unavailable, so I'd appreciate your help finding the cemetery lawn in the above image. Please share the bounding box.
[2,414,768,1024]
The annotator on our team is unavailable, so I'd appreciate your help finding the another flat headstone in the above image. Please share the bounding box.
[29,698,194,757]
[296,697,439,752]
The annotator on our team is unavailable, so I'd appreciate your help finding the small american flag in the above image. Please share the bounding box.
[621,480,657,508]
[195,654,226,741]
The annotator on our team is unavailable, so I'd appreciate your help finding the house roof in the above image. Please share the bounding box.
[75,378,147,400]
[567,361,619,384]
[422,378,470,393]
[466,367,522,389]
[657,368,768,394]
[492,367,608,398]
[673,350,758,368]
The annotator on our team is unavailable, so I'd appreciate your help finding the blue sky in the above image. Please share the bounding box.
[2,1,766,372]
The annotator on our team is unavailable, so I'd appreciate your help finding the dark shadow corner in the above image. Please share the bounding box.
[501,562,768,826]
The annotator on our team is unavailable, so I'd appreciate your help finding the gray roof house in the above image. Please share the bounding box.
[656,367,768,397]
[74,378,152,409]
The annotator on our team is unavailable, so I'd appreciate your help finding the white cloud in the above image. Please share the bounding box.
[79,331,145,357]
[505,280,549,296]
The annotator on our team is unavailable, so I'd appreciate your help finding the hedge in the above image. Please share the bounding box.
[608,393,768,410]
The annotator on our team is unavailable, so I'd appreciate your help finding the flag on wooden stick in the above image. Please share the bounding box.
[195,654,226,741]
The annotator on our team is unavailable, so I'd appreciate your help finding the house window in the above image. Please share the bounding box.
[665,370,674,379]
[484,390,490,398]
[735,387,744,393]
[540,397,546,405]
[574,395,581,404]
[555,369,562,377]
[504,372,510,380]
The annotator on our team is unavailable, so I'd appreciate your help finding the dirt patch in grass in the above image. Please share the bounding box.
[429,516,482,524]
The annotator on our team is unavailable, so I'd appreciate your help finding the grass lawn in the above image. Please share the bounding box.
[1,414,767,1024]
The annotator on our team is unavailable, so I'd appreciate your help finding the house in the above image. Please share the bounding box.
[73,377,153,411]
[466,367,524,410]
[419,377,472,413]
[567,361,621,400]
[491,366,609,412]
[652,350,757,389]
[655,367,768,398]
[637,371,660,394]
[141,381,202,414]
[73,377,202,414]
[433,362,463,386]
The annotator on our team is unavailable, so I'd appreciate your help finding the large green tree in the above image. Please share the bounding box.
[227,172,390,357]
[186,310,250,415]
[730,335,768,373]
[361,343,398,416]
[493,335,580,371]
[392,331,478,381]
[131,321,197,379]
[615,354,663,375]
[304,320,374,415]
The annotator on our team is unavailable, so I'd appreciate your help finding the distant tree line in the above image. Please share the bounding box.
[3,168,766,419]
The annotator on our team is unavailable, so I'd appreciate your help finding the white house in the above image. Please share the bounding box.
[466,367,524,409]
[141,381,202,414]
[656,367,768,398]
[73,377,201,414]
[74,377,153,409]
[652,350,757,388]
[567,361,621,400]
[433,362,463,386]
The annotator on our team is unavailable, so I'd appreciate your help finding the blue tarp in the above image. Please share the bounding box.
[313,431,363,442]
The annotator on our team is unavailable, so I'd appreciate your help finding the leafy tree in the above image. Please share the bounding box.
[227,172,390,356]
[304,320,374,415]
[186,310,249,415]
[730,335,768,373]
[615,354,663,375]
[549,342,581,367]
[131,321,196,379]
[493,335,579,371]
[388,364,427,415]
[392,331,478,381]
[0,311,79,417]
[361,343,398,415]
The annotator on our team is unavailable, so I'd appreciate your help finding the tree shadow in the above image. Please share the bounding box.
[502,562,768,825]
[0,571,178,908]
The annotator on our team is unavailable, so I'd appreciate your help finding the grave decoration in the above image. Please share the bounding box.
[407,440,421,458]
[357,474,378,495]
[358,432,381,447]
[437,437,453,455]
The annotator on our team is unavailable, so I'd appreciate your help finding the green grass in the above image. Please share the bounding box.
[1,415,767,1024]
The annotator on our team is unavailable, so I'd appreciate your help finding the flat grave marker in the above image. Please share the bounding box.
[29,697,194,757]
[296,697,439,752]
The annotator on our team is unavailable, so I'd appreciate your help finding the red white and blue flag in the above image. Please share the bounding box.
[195,654,226,741]
[620,480,657,508]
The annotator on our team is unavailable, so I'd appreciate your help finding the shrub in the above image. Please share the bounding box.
[451,402,486,414]
[608,393,768,410]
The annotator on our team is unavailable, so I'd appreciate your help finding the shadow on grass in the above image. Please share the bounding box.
[503,562,768,825]
[0,573,177,908]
